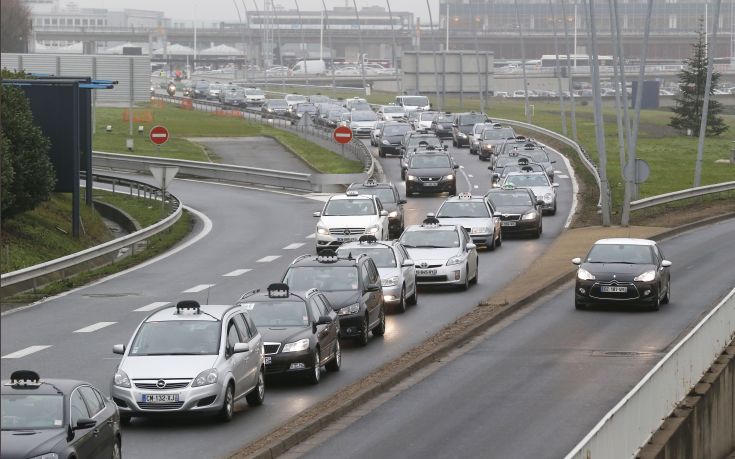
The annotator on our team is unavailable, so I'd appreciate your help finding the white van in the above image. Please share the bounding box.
[395,95,431,111]
[290,60,327,76]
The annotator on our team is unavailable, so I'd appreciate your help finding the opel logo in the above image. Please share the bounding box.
[156,379,166,388]
[420,262,428,268]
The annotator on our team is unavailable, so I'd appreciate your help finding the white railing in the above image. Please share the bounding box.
[566,288,735,459]
[630,181,735,211]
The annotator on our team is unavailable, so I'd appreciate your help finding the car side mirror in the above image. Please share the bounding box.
[661,260,673,268]
[552,183,560,188]
[315,315,332,325]
[112,344,125,355]
[380,210,389,217]
[74,418,97,431]
[398,199,407,204]
[233,342,250,353]
[571,257,581,265]
[466,243,477,251]
[313,211,321,217]
[453,164,459,169]
[402,259,415,267]
[537,199,545,206]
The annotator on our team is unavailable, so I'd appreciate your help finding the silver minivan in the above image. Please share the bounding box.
[111,301,265,423]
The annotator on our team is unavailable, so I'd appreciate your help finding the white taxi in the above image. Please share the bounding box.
[314,191,390,254]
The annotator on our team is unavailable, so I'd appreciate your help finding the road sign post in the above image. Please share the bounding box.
[149,165,179,214]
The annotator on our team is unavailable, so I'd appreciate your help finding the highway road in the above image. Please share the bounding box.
[0,134,574,458]
[300,218,735,459]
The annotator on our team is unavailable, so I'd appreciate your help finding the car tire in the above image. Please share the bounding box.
[534,225,542,239]
[650,295,661,312]
[550,203,557,216]
[326,340,341,372]
[356,315,369,346]
[379,150,386,158]
[662,279,671,305]
[460,264,470,291]
[307,350,321,385]
[372,307,386,336]
[407,285,418,305]
[396,285,407,313]
[219,383,235,422]
[496,230,502,247]
[246,369,265,406]
[470,260,479,285]
[488,235,496,251]
[112,438,122,459]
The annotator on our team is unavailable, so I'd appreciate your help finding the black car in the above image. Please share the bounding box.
[572,238,672,311]
[378,122,412,157]
[430,113,456,138]
[398,132,444,158]
[237,284,341,384]
[347,180,406,237]
[1,370,122,459]
[290,102,318,122]
[478,125,516,161]
[283,253,385,346]
[261,99,289,119]
[485,185,544,238]
[191,80,210,99]
[452,112,490,147]
[404,150,459,195]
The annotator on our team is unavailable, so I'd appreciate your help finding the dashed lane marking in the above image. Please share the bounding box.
[468,174,474,178]
[283,243,306,250]
[223,269,252,277]
[2,345,52,359]
[559,174,570,179]
[74,322,116,333]
[257,255,281,263]
[554,170,563,174]
[135,301,170,312]
[183,284,216,293]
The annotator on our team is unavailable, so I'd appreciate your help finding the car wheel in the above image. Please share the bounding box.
[356,315,369,346]
[307,350,321,385]
[534,224,542,239]
[460,264,470,291]
[662,278,671,305]
[550,203,557,216]
[396,285,407,313]
[407,284,418,305]
[246,369,265,406]
[112,438,122,459]
[496,230,502,247]
[650,294,661,312]
[470,260,479,285]
[488,234,496,251]
[379,150,386,158]
[219,384,235,422]
[326,340,341,372]
[372,307,386,336]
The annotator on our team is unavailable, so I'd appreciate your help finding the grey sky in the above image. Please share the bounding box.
[61,0,437,22]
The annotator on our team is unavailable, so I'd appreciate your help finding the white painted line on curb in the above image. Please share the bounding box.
[135,301,170,312]
[257,255,281,263]
[74,322,116,333]
[183,284,216,293]
[283,243,305,250]
[223,269,252,277]
[2,345,52,359]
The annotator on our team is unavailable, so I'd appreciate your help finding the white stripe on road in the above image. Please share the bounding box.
[183,284,216,293]
[257,255,281,263]
[2,345,52,359]
[305,233,316,239]
[74,322,116,333]
[468,174,474,178]
[223,269,252,277]
[474,185,479,189]
[558,174,569,179]
[283,243,305,250]
[554,170,563,174]
[134,301,170,312]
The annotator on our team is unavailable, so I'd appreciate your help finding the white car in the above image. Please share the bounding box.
[413,111,439,132]
[285,93,307,108]
[349,110,379,137]
[243,88,266,106]
[435,193,502,250]
[377,105,406,121]
[399,215,479,290]
[314,191,390,254]
[501,172,560,215]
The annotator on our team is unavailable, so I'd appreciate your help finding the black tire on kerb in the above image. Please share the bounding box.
[372,307,386,336]
[407,284,418,305]
[662,279,671,305]
[356,315,369,346]
[460,265,470,291]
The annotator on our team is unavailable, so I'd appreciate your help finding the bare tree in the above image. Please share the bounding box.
[1,0,31,53]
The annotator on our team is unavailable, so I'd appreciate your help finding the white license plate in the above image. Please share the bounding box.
[422,182,438,187]
[501,221,517,227]
[417,269,437,276]
[601,286,627,293]
[337,236,357,242]
[264,356,272,365]
[141,394,180,403]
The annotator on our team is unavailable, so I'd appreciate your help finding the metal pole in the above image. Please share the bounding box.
[694,0,723,187]
[608,0,626,173]
[272,0,286,92]
[446,2,450,51]
[385,0,401,93]
[549,0,567,136]
[561,0,578,140]
[321,0,337,96]
[294,0,309,87]
[353,0,368,95]
[472,0,485,113]
[426,0,442,110]
[514,0,531,124]
[232,0,245,79]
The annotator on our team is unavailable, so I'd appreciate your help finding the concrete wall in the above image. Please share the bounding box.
[638,342,735,459]
[401,50,493,95]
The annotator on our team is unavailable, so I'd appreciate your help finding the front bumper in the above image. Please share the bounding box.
[352,127,373,137]
[414,263,466,286]
[382,284,403,305]
[337,313,367,338]
[111,382,225,416]
[406,177,455,193]
[264,349,316,376]
[499,217,540,235]
[479,148,495,160]
[574,279,660,307]
[379,144,401,155]
[316,232,374,252]
[455,134,470,146]
[433,128,453,138]
[469,232,494,247]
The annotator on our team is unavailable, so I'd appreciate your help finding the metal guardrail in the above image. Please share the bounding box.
[566,288,735,459]
[630,181,735,211]
[0,173,182,290]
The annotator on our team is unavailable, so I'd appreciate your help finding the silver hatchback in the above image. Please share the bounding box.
[111,301,265,423]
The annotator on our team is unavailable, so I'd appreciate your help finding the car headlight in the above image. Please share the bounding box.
[382,140,391,145]
[113,369,131,388]
[192,368,218,387]
[366,225,380,234]
[407,175,417,181]
[382,276,399,287]
[282,338,310,353]
[470,226,490,234]
[446,255,464,266]
[338,303,360,315]
[444,174,455,181]
[522,211,538,220]
[388,210,398,218]
[634,270,656,282]
[28,454,59,459]
[543,193,553,203]
[317,225,330,235]
[577,268,595,281]
[458,132,467,138]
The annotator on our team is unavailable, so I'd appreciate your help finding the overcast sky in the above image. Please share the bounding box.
[61,0,437,22]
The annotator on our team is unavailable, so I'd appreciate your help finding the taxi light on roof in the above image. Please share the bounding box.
[346,190,359,196]
[176,300,201,314]
[457,192,473,200]
[8,370,42,388]
[363,179,378,187]
[359,235,378,243]
[422,213,441,226]
[501,183,516,190]
[316,254,340,263]
[267,283,290,298]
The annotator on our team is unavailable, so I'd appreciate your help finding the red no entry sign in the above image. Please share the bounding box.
[149,125,170,145]
[333,126,353,144]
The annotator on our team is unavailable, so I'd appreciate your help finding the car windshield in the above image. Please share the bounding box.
[246,301,309,327]
[474,124,491,134]
[268,100,288,108]
[244,89,264,96]
[383,125,411,136]
[408,137,442,148]
[436,115,455,123]
[286,95,307,102]
[350,187,395,204]
[401,229,460,248]
[195,81,209,89]
[488,192,535,207]
[351,111,378,122]
[524,151,550,163]
[382,106,403,113]
[503,164,544,175]
[419,112,438,121]
[504,174,550,187]
[210,84,223,91]
[129,320,221,356]
[437,201,490,218]
[402,97,429,106]
[336,247,397,268]
[324,198,376,216]
[410,155,451,169]
[459,114,487,125]
[284,266,359,291]
[495,157,520,168]
[482,128,515,140]
[585,244,655,264]
[1,394,64,430]
[297,104,317,113]
[328,110,347,118]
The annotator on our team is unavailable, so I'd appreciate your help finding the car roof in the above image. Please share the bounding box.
[593,238,656,246]
[145,304,237,322]
[338,239,399,251]
[442,193,485,203]
[348,181,396,189]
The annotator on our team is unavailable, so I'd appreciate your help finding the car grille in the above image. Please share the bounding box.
[264,343,281,355]
[137,401,185,410]
[418,177,441,182]
[329,228,365,236]
[416,263,443,269]
[590,281,640,300]
[134,380,191,390]
[500,214,521,221]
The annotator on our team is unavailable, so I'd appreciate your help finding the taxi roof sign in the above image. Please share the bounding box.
[267,283,290,298]
[457,192,473,199]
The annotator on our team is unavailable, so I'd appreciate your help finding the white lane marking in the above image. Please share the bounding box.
[223,268,252,277]
[183,284,216,293]
[468,174,474,178]
[474,185,479,189]
[135,301,170,312]
[554,170,563,174]
[283,243,305,250]
[257,255,281,263]
[74,322,116,333]
[305,233,316,239]
[548,147,579,229]
[2,345,52,359]
[559,174,570,179]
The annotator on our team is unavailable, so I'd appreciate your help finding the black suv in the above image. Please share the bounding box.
[404,150,459,195]
[452,112,490,147]
[283,254,385,346]
[237,284,341,384]
[398,131,444,157]
[485,185,544,238]
[347,180,406,238]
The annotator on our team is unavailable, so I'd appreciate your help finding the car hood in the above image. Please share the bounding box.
[1,429,65,459]
[457,125,474,134]
[377,267,401,280]
[436,217,492,229]
[260,326,311,344]
[404,247,460,264]
[319,215,379,228]
[351,121,377,128]
[384,114,404,120]
[407,167,452,177]
[518,185,553,197]
[120,355,218,378]
[322,290,361,310]
[382,134,405,143]
[581,262,656,282]
[494,205,534,215]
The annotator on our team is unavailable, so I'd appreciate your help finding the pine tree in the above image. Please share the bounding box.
[669,19,728,136]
